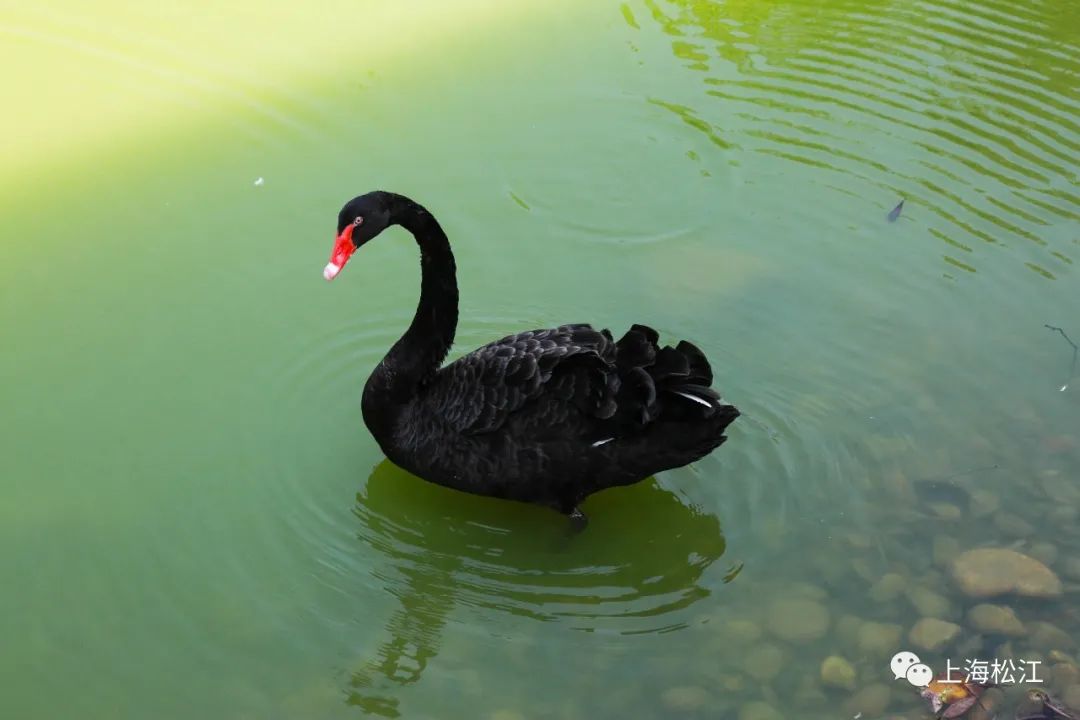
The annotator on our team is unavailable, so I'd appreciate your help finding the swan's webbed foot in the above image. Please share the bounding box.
[567,507,588,534]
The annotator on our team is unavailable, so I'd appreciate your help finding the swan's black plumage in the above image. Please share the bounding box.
[325,191,739,526]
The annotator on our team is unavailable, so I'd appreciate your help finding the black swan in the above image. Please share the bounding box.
[322,191,739,529]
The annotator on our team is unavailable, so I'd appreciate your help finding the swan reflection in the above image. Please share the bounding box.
[346,459,735,716]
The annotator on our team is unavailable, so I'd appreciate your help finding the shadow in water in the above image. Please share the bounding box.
[345,459,735,716]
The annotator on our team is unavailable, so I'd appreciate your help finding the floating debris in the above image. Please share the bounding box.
[1044,324,1077,392]
[508,190,530,211]
[888,199,904,222]
[254,177,265,187]
[921,674,991,718]
[1018,689,1079,720]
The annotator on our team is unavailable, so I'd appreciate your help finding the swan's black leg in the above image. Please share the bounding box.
[568,507,588,533]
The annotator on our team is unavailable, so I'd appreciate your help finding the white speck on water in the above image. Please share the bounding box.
[1061,384,1069,392]
[254,177,264,186]
[591,438,614,447]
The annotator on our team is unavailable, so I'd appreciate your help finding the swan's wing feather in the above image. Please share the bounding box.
[429,324,616,435]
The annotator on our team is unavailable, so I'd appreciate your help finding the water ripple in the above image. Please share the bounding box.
[250,306,742,651]
[353,458,731,633]
[633,0,1080,281]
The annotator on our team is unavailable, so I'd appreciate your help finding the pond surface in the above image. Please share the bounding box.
[2,0,1079,718]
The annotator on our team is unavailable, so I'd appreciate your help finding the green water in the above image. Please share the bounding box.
[2,0,1078,718]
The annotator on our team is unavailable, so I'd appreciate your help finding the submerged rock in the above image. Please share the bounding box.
[738,701,783,720]
[967,604,1026,637]
[950,548,1063,599]
[820,655,857,690]
[906,585,955,620]
[1052,662,1080,692]
[787,582,829,601]
[1041,470,1080,504]
[995,641,1016,661]
[857,621,904,658]
[909,617,962,652]
[953,632,988,661]
[993,512,1036,539]
[489,711,526,720]
[929,502,964,520]
[1049,506,1079,527]
[766,598,830,643]
[846,532,874,550]
[842,683,891,717]
[970,688,1005,720]
[922,567,946,585]
[719,673,746,693]
[968,489,1001,518]
[1064,686,1080,713]
[852,557,880,584]
[792,672,828,706]
[745,643,788,681]
[835,614,864,650]
[662,686,711,712]
[870,573,907,603]
[717,618,764,646]
[934,535,961,568]
[1028,542,1059,567]
[1029,621,1076,650]
[1061,558,1080,582]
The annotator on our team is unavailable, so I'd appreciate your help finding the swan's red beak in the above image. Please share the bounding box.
[324,224,357,281]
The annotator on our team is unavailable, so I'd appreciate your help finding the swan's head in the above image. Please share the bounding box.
[324,192,394,281]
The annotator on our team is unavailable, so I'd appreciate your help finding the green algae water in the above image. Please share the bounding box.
[2,0,1079,718]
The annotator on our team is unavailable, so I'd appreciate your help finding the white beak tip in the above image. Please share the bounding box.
[323,263,341,281]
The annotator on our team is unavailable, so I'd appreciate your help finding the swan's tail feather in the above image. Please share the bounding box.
[675,340,713,385]
[666,383,737,421]
[652,345,691,381]
[610,324,738,430]
[629,323,660,345]
[623,366,658,423]
[613,326,657,371]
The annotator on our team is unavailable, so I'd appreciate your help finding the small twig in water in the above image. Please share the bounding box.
[1045,324,1078,391]
[1046,324,1079,350]
[888,199,904,222]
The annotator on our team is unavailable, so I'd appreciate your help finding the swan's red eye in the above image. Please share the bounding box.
[324,223,358,281]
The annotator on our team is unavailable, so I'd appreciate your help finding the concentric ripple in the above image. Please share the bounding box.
[249,305,744,668]
[624,0,1079,281]
[241,309,743,714]
[255,312,414,555]
[260,309,735,628]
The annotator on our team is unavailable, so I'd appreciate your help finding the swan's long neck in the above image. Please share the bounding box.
[362,196,458,436]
